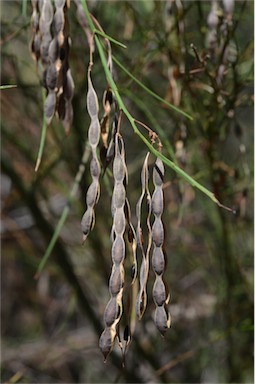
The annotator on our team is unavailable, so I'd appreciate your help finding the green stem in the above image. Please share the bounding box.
[94,29,127,49]
[112,55,193,121]
[0,85,17,90]
[35,90,47,172]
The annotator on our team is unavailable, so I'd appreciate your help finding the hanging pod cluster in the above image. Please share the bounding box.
[80,32,171,358]
[30,0,74,133]
[30,0,171,362]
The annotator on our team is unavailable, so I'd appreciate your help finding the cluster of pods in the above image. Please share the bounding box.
[30,0,74,133]
[81,56,171,361]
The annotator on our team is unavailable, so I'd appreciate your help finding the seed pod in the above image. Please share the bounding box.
[86,181,99,207]
[113,207,125,236]
[124,198,137,285]
[81,208,95,239]
[151,156,170,335]
[46,63,58,90]
[152,188,164,216]
[152,247,165,275]
[112,236,125,265]
[44,91,56,124]
[104,297,119,326]
[90,156,101,178]
[81,67,101,241]
[88,120,100,148]
[99,133,127,361]
[30,0,74,133]
[136,152,152,320]
[154,305,171,336]
[112,184,126,209]
[109,266,124,297]
[74,0,94,53]
[53,5,64,35]
[153,276,166,306]
[87,76,99,119]
[113,154,125,182]
[41,0,53,24]
[99,327,116,361]
[153,158,164,187]
[152,218,164,247]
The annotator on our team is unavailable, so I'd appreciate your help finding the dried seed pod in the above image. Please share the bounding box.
[104,297,120,326]
[81,68,101,242]
[30,0,74,134]
[136,152,152,320]
[152,247,165,275]
[86,181,99,207]
[154,305,171,336]
[112,236,125,265]
[87,77,99,119]
[74,0,94,53]
[152,218,164,247]
[44,91,56,124]
[99,327,116,361]
[81,208,95,238]
[90,156,101,178]
[100,88,113,149]
[99,133,127,361]
[112,184,126,209]
[30,0,41,63]
[153,276,167,306]
[46,63,58,90]
[151,157,171,336]
[151,188,164,216]
[104,111,118,173]
[109,265,124,296]
[124,198,137,285]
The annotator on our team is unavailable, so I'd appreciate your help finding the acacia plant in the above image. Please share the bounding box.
[1,0,253,382]
[28,0,242,362]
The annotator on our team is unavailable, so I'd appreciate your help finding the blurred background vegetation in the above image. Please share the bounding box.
[1,0,253,383]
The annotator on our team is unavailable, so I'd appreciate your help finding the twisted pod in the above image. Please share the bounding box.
[136,152,152,319]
